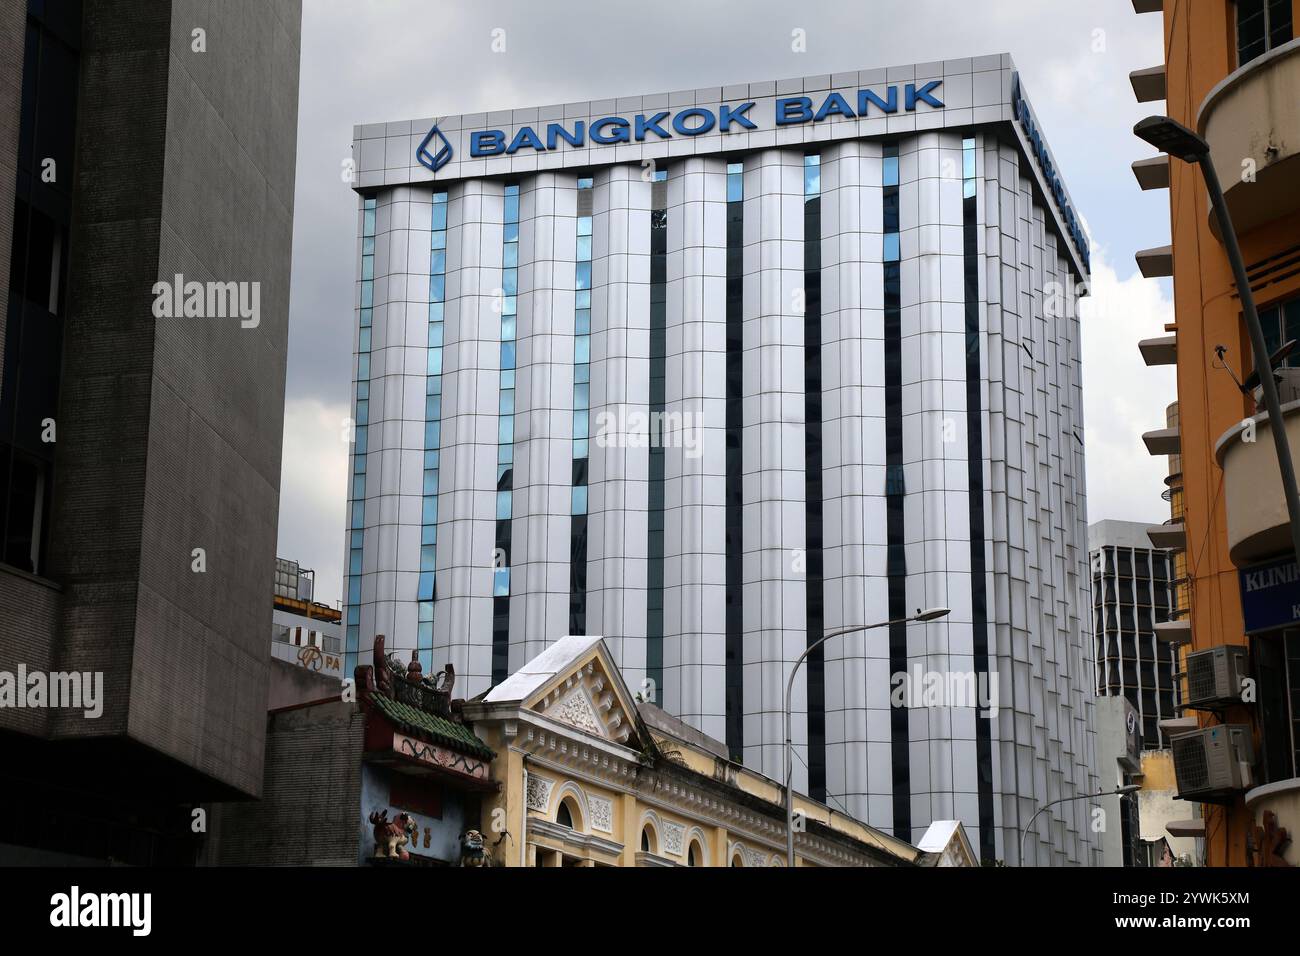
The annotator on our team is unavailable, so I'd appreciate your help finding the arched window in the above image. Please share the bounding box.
[687,841,702,867]
[641,826,656,854]
[556,799,575,829]
[730,849,745,867]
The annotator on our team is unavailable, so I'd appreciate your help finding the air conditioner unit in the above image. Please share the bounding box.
[1184,645,1249,708]
[1171,724,1254,800]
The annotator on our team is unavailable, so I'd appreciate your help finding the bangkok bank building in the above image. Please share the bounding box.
[344,54,1099,865]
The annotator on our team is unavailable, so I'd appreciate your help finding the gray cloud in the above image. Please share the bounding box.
[278,0,1170,606]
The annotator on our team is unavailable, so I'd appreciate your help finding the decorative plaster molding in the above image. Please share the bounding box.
[588,795,613,834]
[526,774,554,812]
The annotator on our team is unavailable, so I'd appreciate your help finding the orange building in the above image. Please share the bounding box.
[1131,0,1300,866]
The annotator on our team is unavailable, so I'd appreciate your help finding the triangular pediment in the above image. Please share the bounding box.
[528,649,639,747]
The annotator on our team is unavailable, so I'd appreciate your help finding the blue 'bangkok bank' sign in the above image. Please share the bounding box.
[416,82,945,173]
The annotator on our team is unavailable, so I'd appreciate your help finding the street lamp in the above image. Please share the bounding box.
[1018,784,1142,866]
[783,607,951,867]
[1134,115,1300,568]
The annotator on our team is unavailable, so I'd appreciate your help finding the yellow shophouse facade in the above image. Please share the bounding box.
[463,636,971,867]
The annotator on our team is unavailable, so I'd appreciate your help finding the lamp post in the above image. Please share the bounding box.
[1018,784,1141,866]
[784,607,950,867]
[1134,115,1300,569]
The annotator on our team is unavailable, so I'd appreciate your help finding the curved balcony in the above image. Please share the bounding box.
[1198,37,1300,240]
[1215,399,1300,565]
[1245,778,1300,866]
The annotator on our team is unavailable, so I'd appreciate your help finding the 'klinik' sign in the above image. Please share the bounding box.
[416,82,946,171]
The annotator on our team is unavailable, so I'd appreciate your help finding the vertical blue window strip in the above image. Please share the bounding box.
[646,169,668,703]
[493,184,521,684]
[569,177,594,635]
[725,162,744,761]
[962,136,994,863]
[882,143,911,840]
[417,191,450,674]
[802,153,826,803]
[345,196,378,676]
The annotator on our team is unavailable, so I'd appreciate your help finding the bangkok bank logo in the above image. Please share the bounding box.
[417,123,453,173]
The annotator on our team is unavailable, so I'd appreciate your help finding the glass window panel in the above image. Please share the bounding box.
[358,328,371,353]
[573,437,589,459]
[362,255,374,281]
[576,309,590,334]
[360,307,372,328]
[501,342,516,370]
[503,270,518,296]
[349,549,363,575]
[427,348,443,376]
[356,380,369,400]
[421,524,437,546]
[360,282,373,308]
[348,576,361,605]
[348,604,361,626]
[428,322,443,348]
[425,420,441,447]
[425,449,440,470]
[418,572,434,602]
[496,489,512,520]
[355,426,368,455]
[422,495,438,524]
[430,230,446,250]
[573,382,589,410]
[498,416,514,444]
[363,208,376,235]
[430,274,445,301]
[576,261,592,291]
[572,485,588,515]
[577,235,592,261]
[499,389,515,416]
[883,155,899,187]
[432,204,447,231]
[884,233,900,262]
[578,216,593,237]
[501,315,516,341]
[423,468,438,495]
[363,236,375,256]
[575,335,590,364]
[429,301,444,323]
[430,250,446,275]
[355,398,368,426]
[504,220,519,243]
[503,242,518,268]
[420,544,437,571]
[573,409,588,437]
[418,600,434,622]
[575,362,590,384]
[351,500,364,529]
[498,442,514,465]
[503,295,517,316]
[500,368,515,390]
[576,290,591,310]
[493,567,510,597]
[426,395,442,420]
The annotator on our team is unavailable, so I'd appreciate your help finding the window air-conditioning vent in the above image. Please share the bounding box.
[1170,724,1253,800]
[1184,645,1249,708]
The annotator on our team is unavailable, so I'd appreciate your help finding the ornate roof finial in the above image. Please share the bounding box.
[407,649,423,685]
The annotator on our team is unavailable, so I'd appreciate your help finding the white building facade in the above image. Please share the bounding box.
[344,55,1099,865]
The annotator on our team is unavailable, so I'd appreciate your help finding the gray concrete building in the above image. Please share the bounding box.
[0,0,301,864]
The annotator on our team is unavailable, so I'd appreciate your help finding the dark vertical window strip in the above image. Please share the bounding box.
[344,195,378,676]
[803,154,826,802]
[416,191,449,674]
[646,170,668,700]
[883,143,910,840]
[492,183,521,685]
[569,178,594,634]
[962,136,995,863]
[725,162,745,762]
[1,4,80,577]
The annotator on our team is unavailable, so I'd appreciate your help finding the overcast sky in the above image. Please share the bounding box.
[277,0,1176,607]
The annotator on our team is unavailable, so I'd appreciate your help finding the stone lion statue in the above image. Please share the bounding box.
[369,809,417,861]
